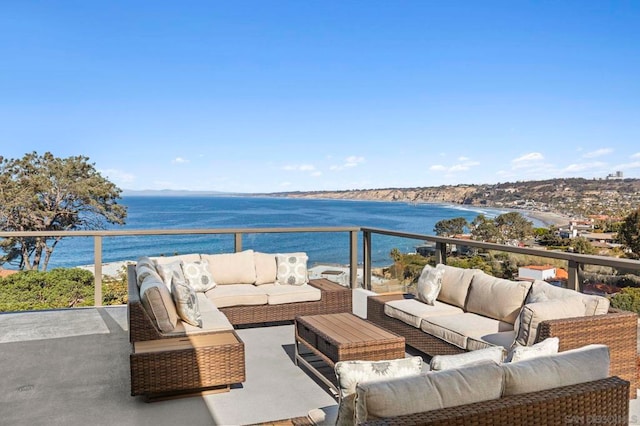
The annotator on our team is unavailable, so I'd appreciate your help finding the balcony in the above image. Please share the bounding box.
[2,227,640,424]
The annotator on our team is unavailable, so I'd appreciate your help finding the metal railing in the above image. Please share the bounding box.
[361,227,640,291]
[2,226,640,307]
[0,227,360,306]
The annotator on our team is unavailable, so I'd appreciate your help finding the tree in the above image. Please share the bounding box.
[618,208,640,258]
[434,217,468,237]
[570,237,595,255]
[470,214,499,242]
[494,212,534,243]
[0,152,127,270]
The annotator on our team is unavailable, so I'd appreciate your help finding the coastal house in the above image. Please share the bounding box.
[518,264,556,281]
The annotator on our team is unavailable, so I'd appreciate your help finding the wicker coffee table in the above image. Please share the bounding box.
[294,312,405,394]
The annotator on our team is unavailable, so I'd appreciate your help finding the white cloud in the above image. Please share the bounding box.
[512,152,544,164]
[311,171,323,177]
[282,164,316,172]
[172,157,189,164]
[582,148,612,158]
[330,156,365,171]
[631,153,640,159]
[100,168,135,184]
[562,161,606,173]
[429,159,479,173]
[614,161,640,170]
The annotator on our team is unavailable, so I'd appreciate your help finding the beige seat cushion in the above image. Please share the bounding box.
[259,284,321,305]
[168,310,234,335]
[437,265,479,309]
[513,296,586,346]
[466,330,517,352]
[205,284,268,308]
[430,346,505,371]
[502,344,610,396]
[254,252,277,285]
[195,293,218,313]
[139,276,178,333]
[355,362,503,423]
[384,299,464,328]
[202,250,257,285]
[527,280,610,316]
[465,272,531,324]
[421,313,513,350]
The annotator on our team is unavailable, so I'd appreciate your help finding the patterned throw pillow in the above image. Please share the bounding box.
[156,260,185,290]
[182,259,216,292]
[170,276,203,328]
[334,357,423,426]
[416,263,446,305]
[275,253,309,286]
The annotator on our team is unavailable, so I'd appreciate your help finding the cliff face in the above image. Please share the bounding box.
[270,178,640,218]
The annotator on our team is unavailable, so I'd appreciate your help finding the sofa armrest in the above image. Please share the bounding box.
[537,309,638,395]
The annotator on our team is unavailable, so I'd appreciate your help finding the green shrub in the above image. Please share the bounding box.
[610,287,640,314]
[0,268,95,312]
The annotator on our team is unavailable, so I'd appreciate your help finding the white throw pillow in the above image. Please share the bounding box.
[182,259,216,292]
[275,252,309,285]
[156,260,185,290]
[509,337,559,363]
[429,346,505,371]
[416,264,446,305]
[334,357,423,426]
[170,276,202,328]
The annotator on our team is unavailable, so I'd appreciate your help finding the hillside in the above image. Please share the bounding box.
[270,178,640,219]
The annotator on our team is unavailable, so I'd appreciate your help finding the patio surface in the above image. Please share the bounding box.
[0,306,638,425]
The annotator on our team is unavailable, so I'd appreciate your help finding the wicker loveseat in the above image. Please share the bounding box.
[367,264,638,394]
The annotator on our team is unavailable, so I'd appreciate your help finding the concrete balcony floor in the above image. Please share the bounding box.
[1,306,639,425]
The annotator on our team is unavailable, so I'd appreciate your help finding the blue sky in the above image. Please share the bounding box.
[2,1,639,193]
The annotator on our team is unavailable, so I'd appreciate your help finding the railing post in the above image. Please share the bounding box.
[94,236,102,307]
[349,230,358,289]
[363,230,372,290]
[234,233,242,253]
[435,242,447,265]
[568,259,580,291]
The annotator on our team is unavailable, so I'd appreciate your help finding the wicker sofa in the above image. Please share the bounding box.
[128,249,352,342]
[127,249,352,398]
[356,345,629,425]
[367,264,638,394]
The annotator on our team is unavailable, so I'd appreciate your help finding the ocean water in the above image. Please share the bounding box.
[44,196,522,268]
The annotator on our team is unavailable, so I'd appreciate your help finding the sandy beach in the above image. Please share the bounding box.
[520,209,572,227]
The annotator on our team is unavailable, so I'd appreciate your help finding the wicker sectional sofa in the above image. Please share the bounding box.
[354,345,629,425]
[127,249,352,397]
[367,264,638,394]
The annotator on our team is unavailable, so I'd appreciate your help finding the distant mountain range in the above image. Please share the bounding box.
[122,189,234,197]
[267,178,640,219]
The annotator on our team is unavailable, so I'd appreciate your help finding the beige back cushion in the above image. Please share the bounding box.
[528,280,610,316]
[437,265,478,309]
[254,252,277,285]
[514,296,586,346]
[355,362,503,423]
[502,344,610,396]
[202,249,257,285]
[139,276,178,333]
[466,273,531,324]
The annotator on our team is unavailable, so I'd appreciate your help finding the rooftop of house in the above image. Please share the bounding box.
[2,305,640,425]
